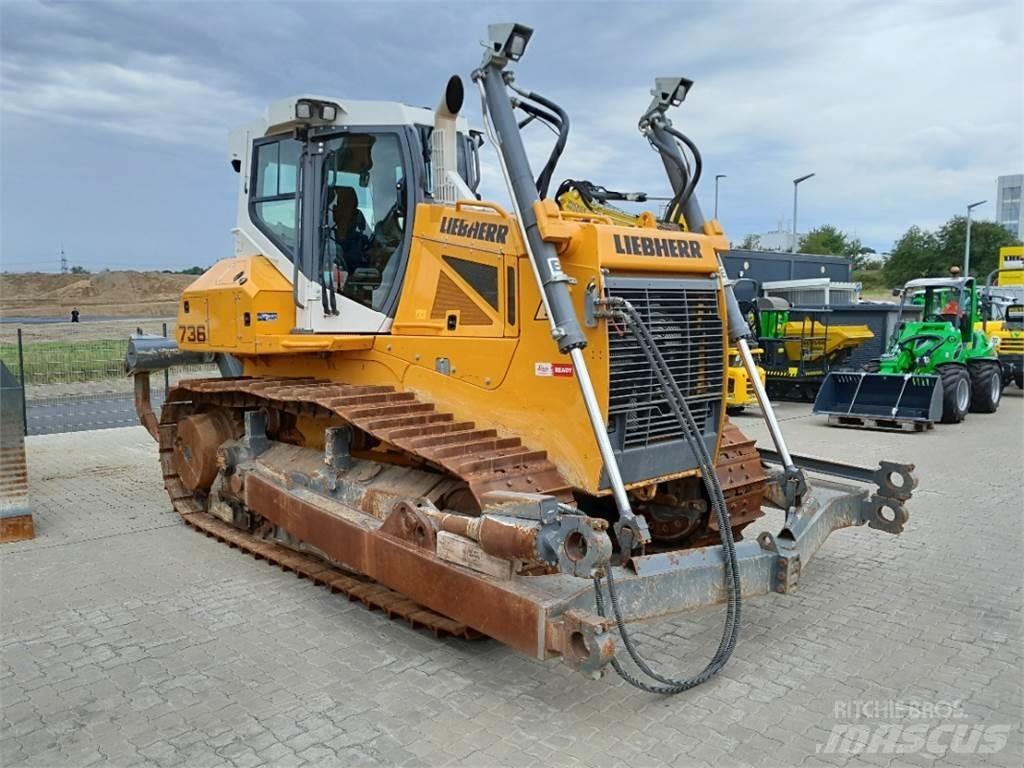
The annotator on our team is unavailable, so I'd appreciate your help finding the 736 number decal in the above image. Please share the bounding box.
[178,324,207,343]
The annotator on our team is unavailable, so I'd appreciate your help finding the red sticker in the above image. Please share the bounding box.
[552,363,574,377]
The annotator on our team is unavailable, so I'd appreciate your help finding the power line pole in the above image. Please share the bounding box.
[60,245,68,274]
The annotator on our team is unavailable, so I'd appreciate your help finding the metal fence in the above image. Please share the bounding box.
[0,320,217,436]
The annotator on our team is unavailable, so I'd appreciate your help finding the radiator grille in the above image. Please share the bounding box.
[999,337,1024,354]
[606,280,724,449]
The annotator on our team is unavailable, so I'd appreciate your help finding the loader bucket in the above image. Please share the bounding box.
[813,372,942,431]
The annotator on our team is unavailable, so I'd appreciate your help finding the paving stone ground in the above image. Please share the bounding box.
[2,393,1022,767]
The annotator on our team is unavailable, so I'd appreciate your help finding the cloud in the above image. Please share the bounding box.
[1,0,1021,270]
[560,0,1023,247]
[1,54,258,145]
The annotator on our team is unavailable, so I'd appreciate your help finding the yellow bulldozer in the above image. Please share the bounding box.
[127,24,916,691]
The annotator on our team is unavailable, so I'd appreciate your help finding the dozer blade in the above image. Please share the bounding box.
[813,371,942,432]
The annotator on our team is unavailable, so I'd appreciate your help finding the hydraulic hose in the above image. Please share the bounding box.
[664,124,703,224]
[555,179,651,208]
[514,100,566,195]
[555,179,597,208]
[509,84,570,199]
[645,129,689,225]
[594,298,741,694]
[516,100,561,131]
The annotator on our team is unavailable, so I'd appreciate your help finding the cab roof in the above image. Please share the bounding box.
[229,94,472,169]
[904,277,971,290]
[261,95,468,134]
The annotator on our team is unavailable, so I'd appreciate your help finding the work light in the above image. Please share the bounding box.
[653,77,693,108]
[488,23,533,62]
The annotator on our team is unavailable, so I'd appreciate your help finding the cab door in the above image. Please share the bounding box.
[246,127,420,335]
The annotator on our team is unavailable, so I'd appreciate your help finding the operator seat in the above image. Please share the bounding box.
[331,187,368,269]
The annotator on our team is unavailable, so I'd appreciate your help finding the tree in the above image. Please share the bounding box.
[883,217,1020,286]
[883,226,941,285]
[178,266,205,275]
[69,265,90,274]
[799,225,876,268]
[799,225,849,256]
[935,216,1018,282]
[736,234,761,250]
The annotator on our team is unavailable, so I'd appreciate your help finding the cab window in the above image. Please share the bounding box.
[251,138,301,255]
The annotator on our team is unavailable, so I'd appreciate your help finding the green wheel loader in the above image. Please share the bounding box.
[814,276,1001,430]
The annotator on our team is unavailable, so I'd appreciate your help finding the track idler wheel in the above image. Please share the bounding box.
[174,411,236,492]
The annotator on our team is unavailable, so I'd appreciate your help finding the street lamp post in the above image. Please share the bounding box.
[964,199,987,276]
[791,172,815,253]
[714,174,726,219]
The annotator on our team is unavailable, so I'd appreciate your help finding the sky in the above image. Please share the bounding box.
[1,0,1021,273]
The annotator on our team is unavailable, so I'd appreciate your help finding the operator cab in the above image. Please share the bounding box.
[229,93,481,334]
[902,277,974,337]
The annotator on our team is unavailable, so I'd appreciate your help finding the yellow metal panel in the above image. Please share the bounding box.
[556,220,722,276]
[779,322,873,361]
[375,336,516,391]
[998,246,1024,285]
[252,336,375,354]
[244,353,407,389]
[395,204,509,338]
[178,255,293,352]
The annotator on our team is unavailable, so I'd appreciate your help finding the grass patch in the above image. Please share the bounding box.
[0,339,127,384]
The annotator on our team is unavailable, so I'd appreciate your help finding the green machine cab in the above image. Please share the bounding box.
[814,276,1001,430]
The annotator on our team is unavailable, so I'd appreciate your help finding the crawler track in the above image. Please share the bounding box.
[166,377,573,507]
[154,376,766,637]
[180,508,479,638]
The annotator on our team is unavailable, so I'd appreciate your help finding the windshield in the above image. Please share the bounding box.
[904,285,965,322]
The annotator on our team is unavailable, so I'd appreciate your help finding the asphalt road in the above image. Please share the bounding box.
[25,393,165,436]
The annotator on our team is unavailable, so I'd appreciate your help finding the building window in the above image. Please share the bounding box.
[1002,202,1021,224]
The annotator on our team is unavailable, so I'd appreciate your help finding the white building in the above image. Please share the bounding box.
[996,174,1023,239]
[744,220,804,251]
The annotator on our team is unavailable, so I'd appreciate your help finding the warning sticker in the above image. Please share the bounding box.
[256,312,278,322]
[535,362,574,377]
[534,301,549,321]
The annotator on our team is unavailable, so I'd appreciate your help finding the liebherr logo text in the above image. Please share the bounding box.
[440,217,509,244]
[613,233,702,258]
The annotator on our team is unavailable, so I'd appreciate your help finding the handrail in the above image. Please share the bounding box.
[454,199,511,218]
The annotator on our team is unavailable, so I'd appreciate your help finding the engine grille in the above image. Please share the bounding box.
[605,278,724,450]
[999,336,1024,354]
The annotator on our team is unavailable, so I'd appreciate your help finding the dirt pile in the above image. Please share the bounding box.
[0,271,195,318]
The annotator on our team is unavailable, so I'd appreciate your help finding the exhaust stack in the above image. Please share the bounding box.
[432,76,473,203]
